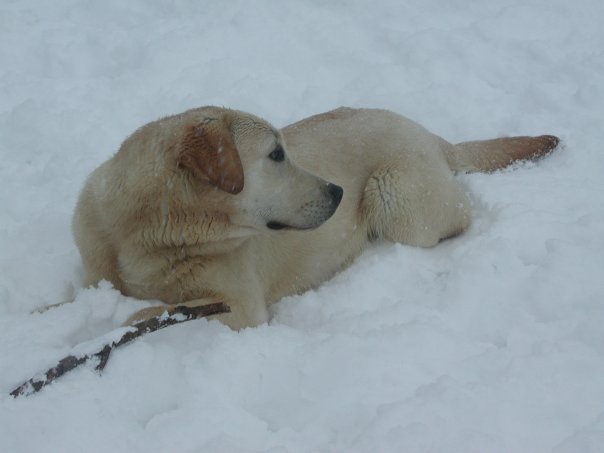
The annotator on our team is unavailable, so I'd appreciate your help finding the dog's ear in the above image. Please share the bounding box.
[178,118,244,194]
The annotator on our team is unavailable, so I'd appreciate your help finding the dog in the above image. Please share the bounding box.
[72,107,558,329]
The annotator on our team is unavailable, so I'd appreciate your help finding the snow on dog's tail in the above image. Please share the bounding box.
[445,135,560,173]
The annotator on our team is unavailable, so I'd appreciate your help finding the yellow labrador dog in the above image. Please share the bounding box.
[72,107,558,329]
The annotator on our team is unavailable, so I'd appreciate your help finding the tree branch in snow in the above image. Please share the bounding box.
[9,302,230,398]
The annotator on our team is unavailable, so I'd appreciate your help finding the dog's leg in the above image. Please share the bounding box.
[72,194,125,292]
[124,295,269,330]
[361,166,471,247]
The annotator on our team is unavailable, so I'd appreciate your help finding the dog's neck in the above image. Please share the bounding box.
[131,205,262,258]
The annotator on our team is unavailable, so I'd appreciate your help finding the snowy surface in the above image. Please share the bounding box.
[1,0,603,451]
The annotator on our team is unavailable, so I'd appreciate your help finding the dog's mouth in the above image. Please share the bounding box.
[266,221,314,231]
[266,221,289,230]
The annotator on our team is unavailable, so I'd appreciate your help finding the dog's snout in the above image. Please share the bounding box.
[327,183,343,205]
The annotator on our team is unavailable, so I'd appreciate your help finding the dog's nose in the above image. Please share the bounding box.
[327,183,343,205]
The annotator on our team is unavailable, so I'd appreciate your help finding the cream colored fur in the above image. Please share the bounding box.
[72,107,558,329]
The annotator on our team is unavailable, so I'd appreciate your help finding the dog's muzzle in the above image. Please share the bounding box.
[266,183,343,231]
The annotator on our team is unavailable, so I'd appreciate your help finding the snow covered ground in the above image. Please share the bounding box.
[1,0,603,451]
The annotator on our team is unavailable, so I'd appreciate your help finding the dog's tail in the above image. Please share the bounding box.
[444,135,560,173]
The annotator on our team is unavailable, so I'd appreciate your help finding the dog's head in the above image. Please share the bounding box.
[175,107,342,233]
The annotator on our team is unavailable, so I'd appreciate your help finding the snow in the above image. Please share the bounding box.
[1,0,603,451]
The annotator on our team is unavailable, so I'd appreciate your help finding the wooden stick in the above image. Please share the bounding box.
[10,302,230,398]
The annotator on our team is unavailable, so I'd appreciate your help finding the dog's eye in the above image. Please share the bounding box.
[268,146,285,162]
